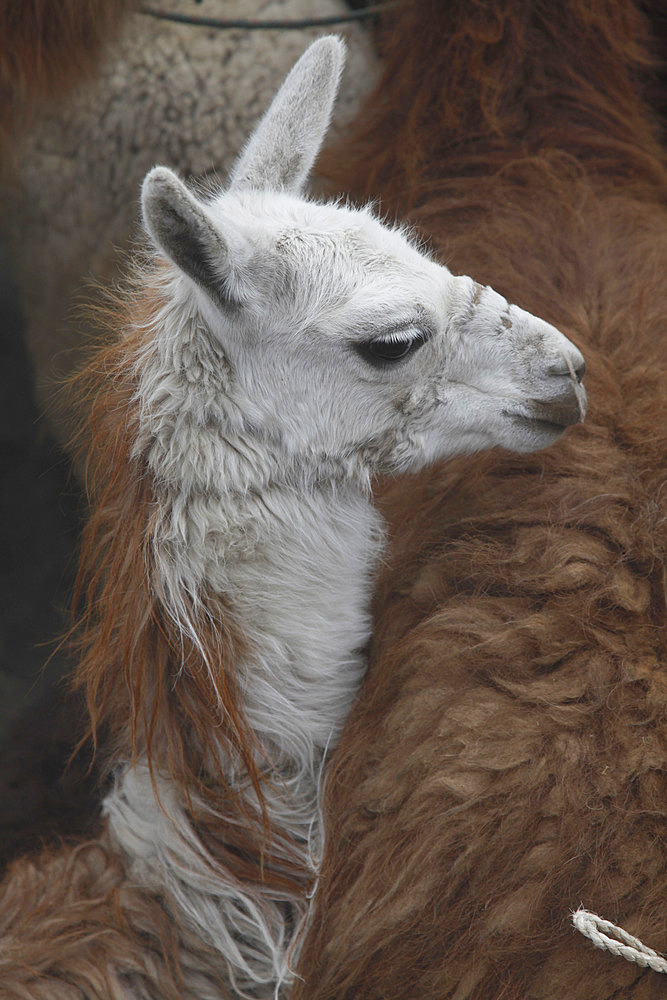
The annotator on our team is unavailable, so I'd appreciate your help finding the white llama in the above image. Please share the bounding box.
[100,36,586,997]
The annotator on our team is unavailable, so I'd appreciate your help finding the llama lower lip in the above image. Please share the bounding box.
[505,413,567,436]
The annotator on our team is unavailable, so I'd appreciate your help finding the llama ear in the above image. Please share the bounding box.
[141,166,239,307]
[228,35,345,194]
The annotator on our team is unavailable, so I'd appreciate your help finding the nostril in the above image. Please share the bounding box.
[548,355,586,383]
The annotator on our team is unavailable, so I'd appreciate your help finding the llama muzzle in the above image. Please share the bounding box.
[521,332,587,430]
[534,387,587,427]
[502,343,587,451]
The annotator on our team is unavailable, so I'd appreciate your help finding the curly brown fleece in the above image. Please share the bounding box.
[293,2,667,998]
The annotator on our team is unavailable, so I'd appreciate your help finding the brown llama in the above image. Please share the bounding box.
[293,1,667,998]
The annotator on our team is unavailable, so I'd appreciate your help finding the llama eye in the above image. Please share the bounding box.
[356,330,431,366]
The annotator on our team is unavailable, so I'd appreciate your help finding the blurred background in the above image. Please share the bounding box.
[0,231,93,869]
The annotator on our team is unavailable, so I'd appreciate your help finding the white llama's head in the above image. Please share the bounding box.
[140,36,586,492]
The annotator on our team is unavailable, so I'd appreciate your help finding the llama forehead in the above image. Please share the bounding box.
[275,201,434,277]
[208,190,442,312]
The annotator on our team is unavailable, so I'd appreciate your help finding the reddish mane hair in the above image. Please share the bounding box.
[0,269,302,996]
[68,272,310,894]
[294,2,667,997]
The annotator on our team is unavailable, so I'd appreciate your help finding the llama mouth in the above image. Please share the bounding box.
[504,412,570,436]
[505,388,586,435]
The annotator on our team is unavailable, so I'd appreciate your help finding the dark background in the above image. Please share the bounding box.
[0,235,98,871]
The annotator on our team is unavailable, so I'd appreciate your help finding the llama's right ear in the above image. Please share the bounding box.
[228,35,345,194]
[141,166,239,307]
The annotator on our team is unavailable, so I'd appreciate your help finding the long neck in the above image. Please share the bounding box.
[226,483,386,762]
[135,295,387,786]
[154,473,386,778]
[85,275,387,996]
[99,300,388,995]
[201,481,386,868]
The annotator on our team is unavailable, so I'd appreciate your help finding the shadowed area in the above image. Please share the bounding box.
[0,236,99,872]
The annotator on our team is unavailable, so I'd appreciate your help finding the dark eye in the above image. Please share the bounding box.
[355,330,431,367]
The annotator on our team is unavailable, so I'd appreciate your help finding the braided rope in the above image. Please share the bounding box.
[140,3,398,31]
[572,907,667,975]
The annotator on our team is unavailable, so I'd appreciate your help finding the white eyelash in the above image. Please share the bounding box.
[376,329,421,344]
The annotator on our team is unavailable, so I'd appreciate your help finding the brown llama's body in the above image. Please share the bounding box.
[294,2,667,998]
[0,831,226,1000]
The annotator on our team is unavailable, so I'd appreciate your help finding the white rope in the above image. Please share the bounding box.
[572,907,667,975]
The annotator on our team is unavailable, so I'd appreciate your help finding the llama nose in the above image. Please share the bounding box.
[540,341,587,424]
[547,348,586,384]
[547,331,586,383]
